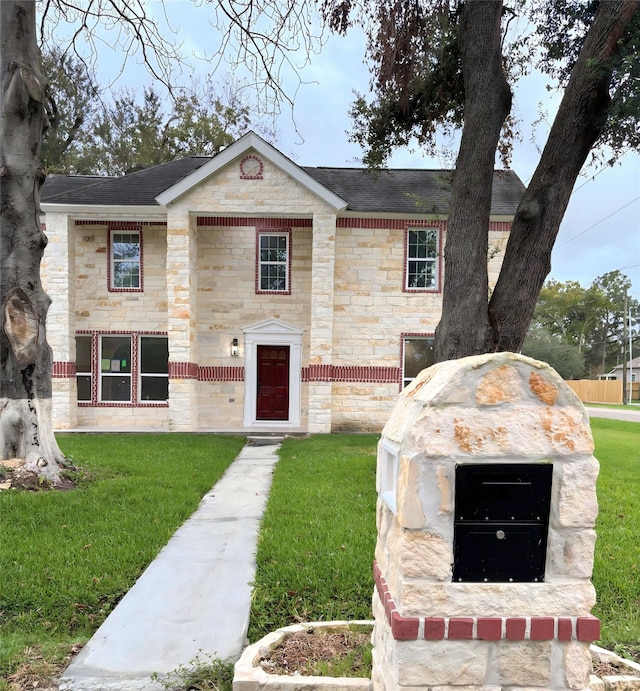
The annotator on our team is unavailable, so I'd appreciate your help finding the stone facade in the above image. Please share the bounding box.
[372,353,600,691]
[41,132,518,433]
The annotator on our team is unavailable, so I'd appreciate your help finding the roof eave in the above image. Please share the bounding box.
[41,203,166,219]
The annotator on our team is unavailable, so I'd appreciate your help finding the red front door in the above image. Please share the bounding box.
[257,345,290,420]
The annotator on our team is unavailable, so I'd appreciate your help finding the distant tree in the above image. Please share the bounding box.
[521,327,585,380]
[529,271,639,377]
[81,82,276,176]
[40,47,100,174]
[41,51,277,176]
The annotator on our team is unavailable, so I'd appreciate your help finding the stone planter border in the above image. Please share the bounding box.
[233,621,373,691]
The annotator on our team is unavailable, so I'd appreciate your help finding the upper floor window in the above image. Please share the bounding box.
[405,227,439,291]
[403,336,435,388]
[257,231,290,293]
[110,230,142,290]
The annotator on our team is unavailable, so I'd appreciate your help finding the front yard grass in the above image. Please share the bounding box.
[0,433,245,689]
[0,419,638,689]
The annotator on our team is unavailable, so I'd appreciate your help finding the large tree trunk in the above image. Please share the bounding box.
[434,0,512,362]
[1,0,68,485]
[486,0,640,353]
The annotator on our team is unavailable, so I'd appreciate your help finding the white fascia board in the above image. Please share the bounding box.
[155,131,348,211]
[41,204,166,220]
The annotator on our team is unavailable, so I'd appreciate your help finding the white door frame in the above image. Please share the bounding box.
[243,318,304,428]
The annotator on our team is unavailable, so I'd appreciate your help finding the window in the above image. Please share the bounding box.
[76,332,168,405]
[257,232,289,293]
[405,228,439,291]
[139,336,169,401]
[76,335,92,401]
[403,337,435,388]
[100,336,132,402]
[111,231,141,289]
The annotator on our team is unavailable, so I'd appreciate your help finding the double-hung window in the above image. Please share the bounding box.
[100,336,132,402]
[111,230,141,289]
[402,336,435,388]
[139,336,169,402]
[76,335,92,401]
[405,227,439,291]
[257,231,290,293]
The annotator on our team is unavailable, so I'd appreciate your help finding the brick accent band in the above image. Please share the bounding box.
[304,365,401,384]
[373,561,600,643]
[52,361,76,378]
[168,362,199,379]
[54,362,401,385]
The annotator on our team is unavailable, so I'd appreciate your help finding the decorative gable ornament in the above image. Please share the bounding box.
[239,154,263,179]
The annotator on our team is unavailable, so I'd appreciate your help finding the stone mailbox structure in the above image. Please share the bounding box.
[373,353,600,691]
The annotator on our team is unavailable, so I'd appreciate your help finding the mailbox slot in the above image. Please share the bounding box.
[453,463,552,582]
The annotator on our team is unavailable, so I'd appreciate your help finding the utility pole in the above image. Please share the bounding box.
[629,304,634,403]
[622,294,628,405]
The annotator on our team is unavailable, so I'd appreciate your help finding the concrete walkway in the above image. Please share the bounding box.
[59,441,281,691]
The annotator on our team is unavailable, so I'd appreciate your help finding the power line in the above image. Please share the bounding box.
[557,195,640,247]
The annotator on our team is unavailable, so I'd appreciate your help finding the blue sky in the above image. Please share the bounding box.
[49,1,640,300]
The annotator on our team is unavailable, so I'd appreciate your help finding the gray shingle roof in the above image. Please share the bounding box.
[41,158,211,206]
[42,156,525,215]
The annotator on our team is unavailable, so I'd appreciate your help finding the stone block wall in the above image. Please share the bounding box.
[373,353,600,691]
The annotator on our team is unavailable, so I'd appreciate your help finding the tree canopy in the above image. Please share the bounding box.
[525,270,639,377]
[41,49,277,176]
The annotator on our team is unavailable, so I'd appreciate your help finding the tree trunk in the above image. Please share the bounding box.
[486,0,640,353]
[434,0,512,362]
[1,0,69,484]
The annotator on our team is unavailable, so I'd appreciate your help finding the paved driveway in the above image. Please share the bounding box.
[586,406,640,423]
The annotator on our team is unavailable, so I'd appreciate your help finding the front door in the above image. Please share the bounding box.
[256,345,290,420]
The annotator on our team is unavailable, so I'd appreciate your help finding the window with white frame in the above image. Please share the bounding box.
[100,335,132,402]
[403,336,435,388]
[111,231,141,289]
[258,232,289,292]
[139,336,169,401]
[76,335,92,401]
[406,228,439,290]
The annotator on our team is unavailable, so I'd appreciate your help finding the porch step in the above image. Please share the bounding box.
[247,435,286,446]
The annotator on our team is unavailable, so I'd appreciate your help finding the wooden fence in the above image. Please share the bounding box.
[566,380,623,404]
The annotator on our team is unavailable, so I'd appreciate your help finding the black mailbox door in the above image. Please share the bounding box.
[453,464,552,583]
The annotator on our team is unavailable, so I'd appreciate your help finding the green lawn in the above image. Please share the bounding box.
[0,420,638,689]
[0,433,245,688]
[590,418,640,661]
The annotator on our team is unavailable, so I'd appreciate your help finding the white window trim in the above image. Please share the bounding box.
[111,230,141,290]
[405,227,439,292]
[257,231,290,294]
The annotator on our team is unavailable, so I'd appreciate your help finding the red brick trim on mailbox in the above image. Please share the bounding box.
[373,561,600,643]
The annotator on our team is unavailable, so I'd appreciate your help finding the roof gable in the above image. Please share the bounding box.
[155,131,348,210]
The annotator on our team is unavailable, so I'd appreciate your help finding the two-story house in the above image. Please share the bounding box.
[40,131,525,434]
